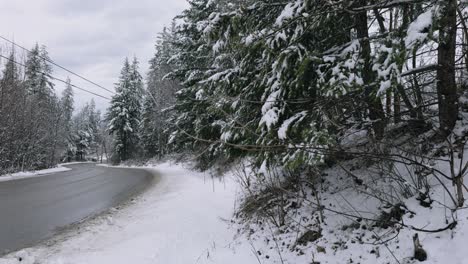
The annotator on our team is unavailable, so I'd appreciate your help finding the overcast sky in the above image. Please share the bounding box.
[0,0,188,111]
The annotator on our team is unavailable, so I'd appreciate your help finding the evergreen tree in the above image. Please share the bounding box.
[147,0,466,174]
[107,58,143,162]
[0,51,25,172]
[70,102,101,161]
[25,44,54,96]
[61,78,74,132]
[60,78,75,161]
[141,94,159,157]
[23,44,59,168]
[142,24,180,158]
[88,99,103,159]
[168,0,224,169]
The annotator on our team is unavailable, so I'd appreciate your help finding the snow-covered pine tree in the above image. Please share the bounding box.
[0,51,25,173]
[142,24,180,158]
[70,101,104,161]
[61,78,74,133]
[23,44,60,168]
[107,57,143,162]
[140,0,467,177]
[24,44,43,95]
[141,93,159,157]
[168,0,224,169]
[88,100,102,159]
[175,0,359,170]
[60,77,75,161]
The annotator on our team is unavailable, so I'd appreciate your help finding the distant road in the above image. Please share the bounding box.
[0,163,154,254]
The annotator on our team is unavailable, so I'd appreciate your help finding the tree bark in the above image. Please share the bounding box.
[437,0,458,136]
[355,0,386,139]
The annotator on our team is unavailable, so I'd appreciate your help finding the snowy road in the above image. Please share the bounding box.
[0,163,153,255]
[0,162,258,264]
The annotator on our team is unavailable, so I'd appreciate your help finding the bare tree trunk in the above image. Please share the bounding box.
[394,92,401,123]
[454,7,468,84]
[437,0,458,136]
[355,0,386,139]
[411,50,423,116]
[390,8,401,124]
[466,31,468,77]
[386,90,392,117]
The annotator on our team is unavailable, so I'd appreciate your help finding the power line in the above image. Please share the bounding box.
[0,54,111,100]
[0,35,116,95]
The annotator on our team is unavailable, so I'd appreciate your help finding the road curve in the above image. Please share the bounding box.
[0,163,154,255]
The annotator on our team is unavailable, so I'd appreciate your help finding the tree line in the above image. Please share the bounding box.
[2,0,467,178]
[0,44,109,174]
[122,0,468,174]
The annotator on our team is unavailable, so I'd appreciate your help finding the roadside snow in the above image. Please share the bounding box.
[2,159,468,263]
[0,165,71,182]
[0,162,257,264]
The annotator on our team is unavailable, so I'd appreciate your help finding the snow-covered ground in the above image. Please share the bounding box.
[237,164,468,264]
[0,165,72,182]
[2,158,468,264]
[0,162,257,264]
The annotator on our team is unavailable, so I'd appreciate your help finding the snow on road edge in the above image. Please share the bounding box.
[0,162,257,264]
[0,165,73,182]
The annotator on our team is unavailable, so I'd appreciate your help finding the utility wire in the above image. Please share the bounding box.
[0,35,116,95]
[0,54,111,100]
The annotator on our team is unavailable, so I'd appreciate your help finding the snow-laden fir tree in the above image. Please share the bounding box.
[107,57,143,162]
[167,0,226,169]
[0,51,24,172]
[89,100,103,158]
[23,44,61,168]
[60,78,75,161]
[142,24,180,158]
[157,0,465,175]
[61,78,74,133]
[70,101,103,161]
[25,44,54,97]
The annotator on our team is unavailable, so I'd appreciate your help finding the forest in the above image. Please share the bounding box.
[0,44,107,173]
[1,0,468,262]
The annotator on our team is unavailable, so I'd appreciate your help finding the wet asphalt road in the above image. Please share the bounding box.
[0,163,153,254]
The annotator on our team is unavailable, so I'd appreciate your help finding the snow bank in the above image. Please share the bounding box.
[0,162,257,264]
[0,165,71,182]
